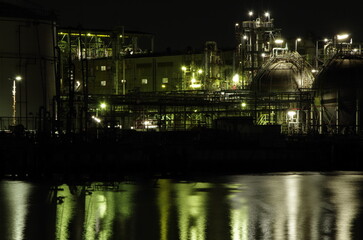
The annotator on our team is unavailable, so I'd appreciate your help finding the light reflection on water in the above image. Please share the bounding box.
[0,172,363,240]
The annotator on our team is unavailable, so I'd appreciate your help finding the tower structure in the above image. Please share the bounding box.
[235,12,281,88]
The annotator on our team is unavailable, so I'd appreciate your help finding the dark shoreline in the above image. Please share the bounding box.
[1,129,363,182]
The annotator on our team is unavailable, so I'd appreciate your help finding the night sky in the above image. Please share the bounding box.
[25,0,363,52]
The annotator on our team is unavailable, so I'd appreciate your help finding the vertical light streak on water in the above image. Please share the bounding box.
[84,184,110,240]
[176,182,209,240]
[229,192,248,240]
[328,175,363,240]
[158,179,171,240]
[110,183,136,239]
[98,191,115,240]
[305,175,323,240]
[176,183,190,240]
[4,181,31,240]
[285,176,301,240]
[55,185,76,240]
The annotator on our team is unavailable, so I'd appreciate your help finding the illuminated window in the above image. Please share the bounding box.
[101,80,106,86]
[101,65,106,71]
[162,77,168,83]
[141,79,148,84]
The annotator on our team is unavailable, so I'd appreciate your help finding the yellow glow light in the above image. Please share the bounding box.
[197,69,203,74]
[232,74,239,83]
[100,102,107,109]
[275,39,284,44]
[190,83,202,88]
[15,75,22,81]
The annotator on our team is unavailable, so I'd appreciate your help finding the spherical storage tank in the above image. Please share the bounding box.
[251,55,314,93]
[313,55,363,134]
[0,2,56,130]
[252,61,300,93]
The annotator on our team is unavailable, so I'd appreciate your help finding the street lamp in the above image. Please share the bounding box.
[11,75,22,125]
[336,33,349,41]
[295,38,301,52]
[248,11,253,19]
[315,38,331,69]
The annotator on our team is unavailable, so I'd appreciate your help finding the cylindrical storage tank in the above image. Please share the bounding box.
[0,3,56,130]
[313,56,363,134]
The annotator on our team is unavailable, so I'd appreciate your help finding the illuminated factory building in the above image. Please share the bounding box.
[0,2,362,136]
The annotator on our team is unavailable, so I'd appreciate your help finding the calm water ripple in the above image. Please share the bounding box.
[0,172,362,240]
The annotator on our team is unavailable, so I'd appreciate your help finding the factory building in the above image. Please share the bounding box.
[37,13,363,135]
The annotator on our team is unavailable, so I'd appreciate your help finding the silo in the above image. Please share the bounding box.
[0,2,57,130]
[313,55,363,134]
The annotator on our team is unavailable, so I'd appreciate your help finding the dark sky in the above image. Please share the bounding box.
[28,0,363,52]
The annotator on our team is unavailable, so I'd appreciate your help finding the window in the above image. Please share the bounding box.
[101,65,106,71]
[141,79,148,84]
[162,77,168,83]
[101,80,106,86]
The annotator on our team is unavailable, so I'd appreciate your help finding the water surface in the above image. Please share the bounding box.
[0,172,362,240]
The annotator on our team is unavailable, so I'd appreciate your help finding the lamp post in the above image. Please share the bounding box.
[295,38,301,52]
[335,33,350,53]
[315,38,330,69]
[11,75,22,126]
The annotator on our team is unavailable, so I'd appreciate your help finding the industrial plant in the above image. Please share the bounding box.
[1,2,363,176]
[1,2,362,137]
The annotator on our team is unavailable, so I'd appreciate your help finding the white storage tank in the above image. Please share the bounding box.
[0,2,57,130]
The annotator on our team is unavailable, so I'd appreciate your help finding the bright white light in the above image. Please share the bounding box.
[265,12,270,17]
[15,76,22,81]
[243,35,248,40]
[275,39,284,44]
[197,69,203,74]
[191,78,196,83]
[181,66,187,71]
[337,34,349,40]
[92,116,101,123]
[287,111,296,117]
[296,38,301,42]
[190,83,202,88]
[261,53,266,57]
[241,102,247,108]
[248,11,253,16]
[232,74,239,83]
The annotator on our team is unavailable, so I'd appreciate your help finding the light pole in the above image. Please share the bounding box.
[315,38,330,69]
[11,75,22,126]
[295,38,301,52]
